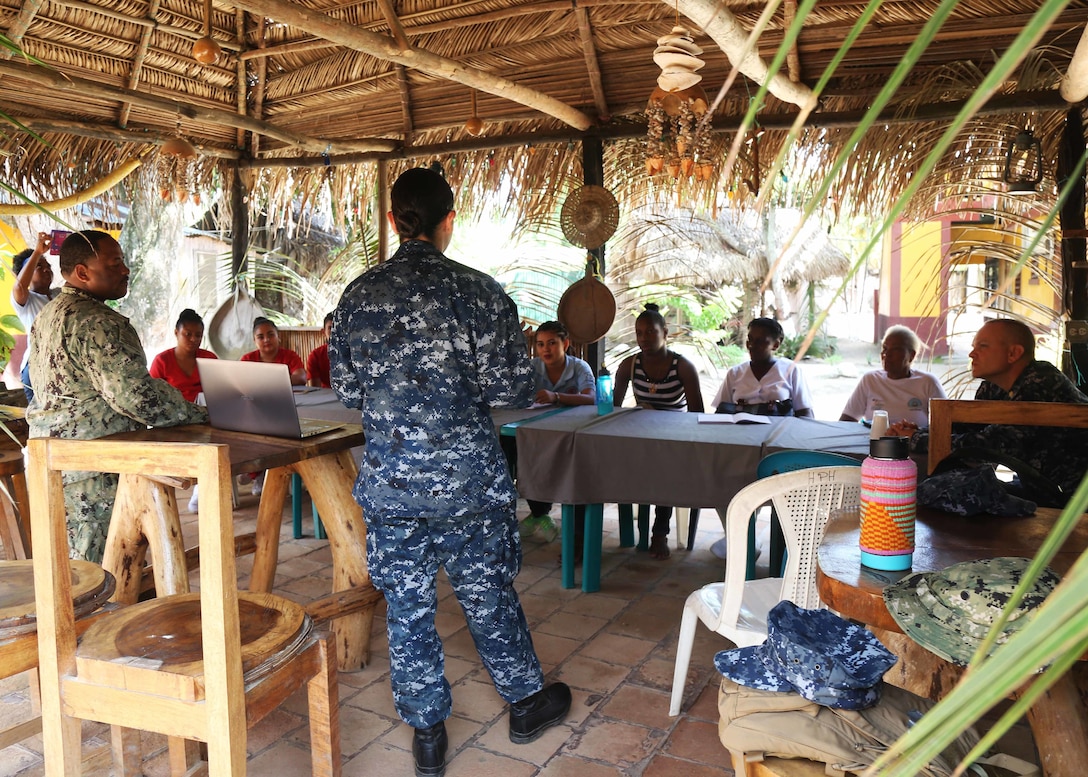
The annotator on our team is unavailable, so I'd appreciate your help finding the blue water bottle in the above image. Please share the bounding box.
[596,369,613,415]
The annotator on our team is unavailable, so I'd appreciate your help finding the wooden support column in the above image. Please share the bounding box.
[231,166,249,280]
[582,135,606,376]
[377,160,389,262]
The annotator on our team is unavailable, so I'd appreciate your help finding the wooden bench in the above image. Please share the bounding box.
[927,398,1088,475]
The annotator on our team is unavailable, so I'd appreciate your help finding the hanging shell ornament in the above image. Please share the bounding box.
[653,26,705,93]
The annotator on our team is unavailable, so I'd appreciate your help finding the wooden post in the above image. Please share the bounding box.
[582,134,606,377]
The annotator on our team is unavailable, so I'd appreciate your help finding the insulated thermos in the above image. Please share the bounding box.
[595,369,613,415]
[859,436,916,571]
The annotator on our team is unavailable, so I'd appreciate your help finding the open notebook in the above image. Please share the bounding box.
[197,358,344,439]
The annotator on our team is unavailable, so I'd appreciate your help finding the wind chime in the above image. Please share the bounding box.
[645,26,713,180]
[155,111,201,203]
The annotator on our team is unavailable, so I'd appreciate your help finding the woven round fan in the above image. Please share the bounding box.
[560,185,619,249]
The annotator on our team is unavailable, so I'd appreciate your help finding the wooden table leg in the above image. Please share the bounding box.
[248,467,292,593]
[294,451,374,671]
[104,474,188,604]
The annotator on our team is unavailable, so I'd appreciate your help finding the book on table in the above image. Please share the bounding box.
[697,412,771,425]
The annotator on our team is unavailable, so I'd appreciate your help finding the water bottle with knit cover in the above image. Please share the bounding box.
[859,436,916,571]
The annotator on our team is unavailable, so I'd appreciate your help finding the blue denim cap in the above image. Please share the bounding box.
[714,601,897,710]
[883,557,1058,666]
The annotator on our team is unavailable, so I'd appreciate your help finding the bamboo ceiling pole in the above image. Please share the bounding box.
[678,0,818,110]
[1060,25,1088,102]
[227,0,594,130]
[0,159,142,215]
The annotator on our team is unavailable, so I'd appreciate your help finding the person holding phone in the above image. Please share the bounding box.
[11,231,59,403]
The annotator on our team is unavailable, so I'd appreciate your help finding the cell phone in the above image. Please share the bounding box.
[49,230,70,255]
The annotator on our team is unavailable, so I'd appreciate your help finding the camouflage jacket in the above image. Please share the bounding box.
[27,286,208,446]
[329,239,535,520]
[915,360,1088,494]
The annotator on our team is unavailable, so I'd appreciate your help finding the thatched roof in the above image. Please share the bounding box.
[1,0,1086,228]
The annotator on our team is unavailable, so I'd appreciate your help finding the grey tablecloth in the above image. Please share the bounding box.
[515,410,872,510]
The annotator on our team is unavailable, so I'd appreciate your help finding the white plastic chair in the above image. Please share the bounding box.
[668,466,861,716]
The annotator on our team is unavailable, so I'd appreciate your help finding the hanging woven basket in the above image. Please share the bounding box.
[560,185,619,250]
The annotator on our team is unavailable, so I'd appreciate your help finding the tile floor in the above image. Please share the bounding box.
[0,489,1038,776]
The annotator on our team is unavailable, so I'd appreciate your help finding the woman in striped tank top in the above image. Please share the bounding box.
[613,303,704,559]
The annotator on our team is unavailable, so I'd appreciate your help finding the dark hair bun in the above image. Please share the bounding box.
[644,302,660,312]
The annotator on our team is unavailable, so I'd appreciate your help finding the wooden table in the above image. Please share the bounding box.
[97,423,377,672]
[817,506,1088,777]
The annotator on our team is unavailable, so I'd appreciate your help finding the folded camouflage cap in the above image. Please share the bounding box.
[713,600,897,710]
[883,556,1059,667]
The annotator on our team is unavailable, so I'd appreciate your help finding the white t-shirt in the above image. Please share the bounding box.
[839,369,946,426]
[712,359,813,414]
[11,288,55,371]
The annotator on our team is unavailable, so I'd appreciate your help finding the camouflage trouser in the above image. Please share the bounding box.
[62,472,119,563]
[366,505,544,729]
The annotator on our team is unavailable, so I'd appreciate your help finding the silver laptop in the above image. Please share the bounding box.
[197,358,344,439]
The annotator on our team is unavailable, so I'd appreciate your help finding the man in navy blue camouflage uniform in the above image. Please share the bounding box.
[893,318,1088,500]
[330,167,570,777]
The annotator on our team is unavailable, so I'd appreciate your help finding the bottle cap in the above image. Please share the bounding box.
[869,436,909,459]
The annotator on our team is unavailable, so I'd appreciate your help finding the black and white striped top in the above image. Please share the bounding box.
[632,353,687,411]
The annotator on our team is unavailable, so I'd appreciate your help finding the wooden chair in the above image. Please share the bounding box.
[927,398,1088,474]
[29,437,341,776]
[669,466,861,717]
[0,560,116,759]
[0,448,31,560]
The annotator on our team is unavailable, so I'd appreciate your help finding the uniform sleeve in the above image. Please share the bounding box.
[329,307,362,409]
[474,289,534,408]
[74,318,206,428]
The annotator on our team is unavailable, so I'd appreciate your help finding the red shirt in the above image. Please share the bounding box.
[149,348,217,402]
[307,343,331,388]
[241,347,305,378]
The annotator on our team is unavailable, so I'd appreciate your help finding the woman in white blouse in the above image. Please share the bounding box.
[839,325,946,427]
[712,317,813,417]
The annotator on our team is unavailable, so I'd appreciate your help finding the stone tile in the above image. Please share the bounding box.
[556,656,632,695]
[532,632,583,671]
[245,707,306,755]
[687,676,723,721]
[579,632,657,667]
[475,720,576,766]
[633,657,679,692]
[607,611,678,643]
[332,706,399,757]
[535,611,608,641]
[519,592,562,624]
[380,713,484,756]
[642,754,733,776]
[436,609,470,639]
[536,755,626,776]
[599,684,673,731]
[245,741,316,776]
[565,686,605,727]
[451,678,507,723]
[662,718,726,764]
[557,593,627,620]
[443,625,483,660]
[444,746,540,777]
[567,719,665,767]
[342,742,413,775]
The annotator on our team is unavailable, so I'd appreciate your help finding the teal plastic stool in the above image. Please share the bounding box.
[754,450,861,578]
[291,473,325,540]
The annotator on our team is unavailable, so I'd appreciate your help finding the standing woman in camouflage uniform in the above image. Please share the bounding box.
[27,230,208,563]
[330,167,571,777]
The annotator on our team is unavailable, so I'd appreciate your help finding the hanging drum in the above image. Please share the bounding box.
[557,185,619,344]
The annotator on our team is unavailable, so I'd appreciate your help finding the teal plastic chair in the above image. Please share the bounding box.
[754,450,861,578]
[291,472,325,540]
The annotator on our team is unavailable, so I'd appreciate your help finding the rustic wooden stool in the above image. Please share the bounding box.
[0,560,115,752]
[30,437,341,776]
[0,448,31,560]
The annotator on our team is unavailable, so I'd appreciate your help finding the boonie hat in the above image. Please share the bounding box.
[883,557,1058,667]
[714,601,897,710]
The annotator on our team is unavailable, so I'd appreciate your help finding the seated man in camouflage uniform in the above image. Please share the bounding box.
[27,230,208,563]
[891,318,1088,501]
[330,168,570,777]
